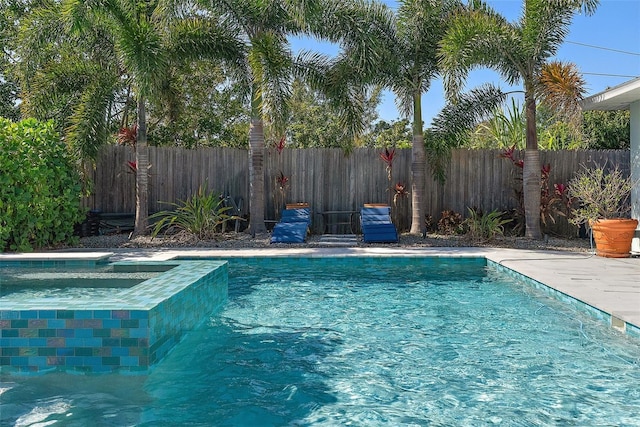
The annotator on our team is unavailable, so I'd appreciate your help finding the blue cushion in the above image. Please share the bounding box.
[360,206,398,243]
[280,208,311,224]
[270,221,308,243]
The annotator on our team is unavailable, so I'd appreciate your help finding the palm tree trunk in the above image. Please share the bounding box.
[523,92,542,239]
[410,92,425,235]
[133,96,149,236]
[248,117,267,234]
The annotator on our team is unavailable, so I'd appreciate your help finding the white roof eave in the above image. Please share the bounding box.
[581,76,640,111]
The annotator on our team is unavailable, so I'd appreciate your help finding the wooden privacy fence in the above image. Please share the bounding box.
[86,146,630,235]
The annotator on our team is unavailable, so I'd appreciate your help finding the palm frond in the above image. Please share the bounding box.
[536,60,586,126]
[521,0,599,67]
[167,17,250,99]
[439,3,521,99]
[293,50,367,141]
[252,31,293,134]
[428,84,507,182]
[66,78,118,160]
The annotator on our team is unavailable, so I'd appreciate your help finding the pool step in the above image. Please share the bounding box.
[316,234,358,246]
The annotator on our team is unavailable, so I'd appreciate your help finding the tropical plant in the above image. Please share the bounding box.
[380,147,396,182]
[274,170,290,216]
[282,0,459,236]
[568,164,635,226]
[149,186,239,239]
[393,182,409,205]
[465,208,512,241]
[0,118,85,252]
[468,100,590,150]
[0,0,25,121]
[499,146,572,234]
[438,0,598,239]
[469,98,525,149]
[194,0,297,234]
[15,1,121,160]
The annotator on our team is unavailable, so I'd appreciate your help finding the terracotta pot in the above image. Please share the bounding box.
[590,218,639,258]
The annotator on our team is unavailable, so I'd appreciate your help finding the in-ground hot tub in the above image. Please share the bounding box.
[0,253,228,374]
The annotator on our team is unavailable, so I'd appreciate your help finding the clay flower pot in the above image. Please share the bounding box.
[590,218,639,258]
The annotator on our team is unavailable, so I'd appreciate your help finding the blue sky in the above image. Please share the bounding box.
[291,0,640,125]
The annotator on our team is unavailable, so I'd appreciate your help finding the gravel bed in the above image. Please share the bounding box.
[72,231,592,253]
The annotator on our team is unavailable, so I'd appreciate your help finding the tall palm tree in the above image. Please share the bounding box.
[197,0,303,234]
[60,0,170,236]
[439,0,597,239]
[384,0,461,236]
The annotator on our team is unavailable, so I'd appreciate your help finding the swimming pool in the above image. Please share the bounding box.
[1,257,639,425]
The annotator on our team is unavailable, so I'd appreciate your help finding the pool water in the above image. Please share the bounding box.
[0,267,160,299]
[1,258,639,425]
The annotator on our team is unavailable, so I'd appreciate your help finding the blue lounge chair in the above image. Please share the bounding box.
[360,205,398,243]
[270,206,311,243]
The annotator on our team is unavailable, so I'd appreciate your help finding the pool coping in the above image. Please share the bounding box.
[0,252,113,266]
[3,247,639,337]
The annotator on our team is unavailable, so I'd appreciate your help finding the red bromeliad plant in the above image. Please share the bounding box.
[126,160,137,174]
[499,145,524,168]
[539,162,563,226]
[117,126,137,147]
[276,170,289,190]
[554,183,574,219]
[273,137,288,216]
[380,147,395,182]
[499,145,516,162]
[275,136,286,154]
[124,160,152,177]
[393,182,409,205]
[274,170,290,215]
[119,127,142,177]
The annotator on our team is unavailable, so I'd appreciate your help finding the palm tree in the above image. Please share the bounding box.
[308,0,461,235]
[61,0,172,237]
[197,0,304,234]
[383,0,461,236]
[439,0,597,239]
[200,0,393,234]
[21,0,246,236]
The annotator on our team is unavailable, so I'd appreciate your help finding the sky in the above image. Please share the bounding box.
[290,0,640,125]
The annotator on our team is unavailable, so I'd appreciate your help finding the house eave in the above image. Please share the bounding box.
[581,76,640,111]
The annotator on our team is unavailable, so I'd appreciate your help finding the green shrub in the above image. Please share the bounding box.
[150,186,240,239]
[465,208,512,241]
[0,118,85,251]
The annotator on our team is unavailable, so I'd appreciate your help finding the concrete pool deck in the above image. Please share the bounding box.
[2,247,639,335]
